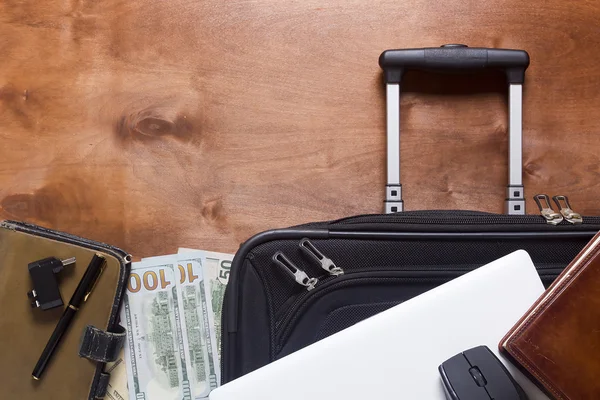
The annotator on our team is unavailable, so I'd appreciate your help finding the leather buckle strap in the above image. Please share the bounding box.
[79,324,126,363]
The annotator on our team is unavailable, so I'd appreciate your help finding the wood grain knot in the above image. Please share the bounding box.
[525,162,542,177]
[0,85,36,128]
[201,198,227,230]
[115,111,196,142]
[492,123,508,137]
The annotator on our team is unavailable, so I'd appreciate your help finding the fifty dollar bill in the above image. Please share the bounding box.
[178,249,233,367]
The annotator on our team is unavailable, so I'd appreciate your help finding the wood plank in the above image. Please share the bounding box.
[1,0,600,256]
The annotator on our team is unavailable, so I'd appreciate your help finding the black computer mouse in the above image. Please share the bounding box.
[438,345,529,400]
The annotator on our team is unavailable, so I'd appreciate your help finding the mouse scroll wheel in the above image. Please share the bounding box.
[469,367,487,387]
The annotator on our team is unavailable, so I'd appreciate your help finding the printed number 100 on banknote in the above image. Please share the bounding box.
[122,264,193,400]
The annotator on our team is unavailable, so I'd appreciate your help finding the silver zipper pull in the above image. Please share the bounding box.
[299,238,344,276]
[533,194,563,225]
[272,252,318,291]
[552,195,583,224]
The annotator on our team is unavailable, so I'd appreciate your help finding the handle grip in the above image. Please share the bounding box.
[379,44,530,84]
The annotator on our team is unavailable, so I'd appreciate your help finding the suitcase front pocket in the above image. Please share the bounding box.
[274,269,465,359]
[273,267,562,360]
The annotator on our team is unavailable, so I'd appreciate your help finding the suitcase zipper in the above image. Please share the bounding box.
[327,212,554,226]
[533,194,583,225]
[326,196,594,227]
[272,251,319,291]
[272,241,342,320]
[534,194,563,225]
[299,238,344,276]
[552,195,583,224]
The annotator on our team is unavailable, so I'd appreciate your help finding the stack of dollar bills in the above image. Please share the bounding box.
[103,249,233,400]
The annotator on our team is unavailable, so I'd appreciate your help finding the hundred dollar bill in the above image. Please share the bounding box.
[104,349,129,400]
[121,261,194,400]
[178,249,233,367]
[143,254,220,398]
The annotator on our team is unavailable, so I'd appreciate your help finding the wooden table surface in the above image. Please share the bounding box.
[1,1,600,258]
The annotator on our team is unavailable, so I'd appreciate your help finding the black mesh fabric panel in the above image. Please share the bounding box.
[313,302,400,341]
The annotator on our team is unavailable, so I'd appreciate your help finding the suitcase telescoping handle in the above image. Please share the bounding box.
[379,44,530,215]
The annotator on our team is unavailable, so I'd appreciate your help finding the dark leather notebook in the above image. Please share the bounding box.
[499,231,600,400]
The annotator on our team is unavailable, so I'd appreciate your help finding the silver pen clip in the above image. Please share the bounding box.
[272,252,318,291]
[533,194,563,225]
[552,195,583,224]
[299,238,344,276]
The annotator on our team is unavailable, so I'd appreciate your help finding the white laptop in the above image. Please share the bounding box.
[210,250,550,400]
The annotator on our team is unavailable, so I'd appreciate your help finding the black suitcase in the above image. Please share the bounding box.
[220,45,600,383]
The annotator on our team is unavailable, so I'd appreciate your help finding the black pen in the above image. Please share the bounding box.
[32,253,106,380]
